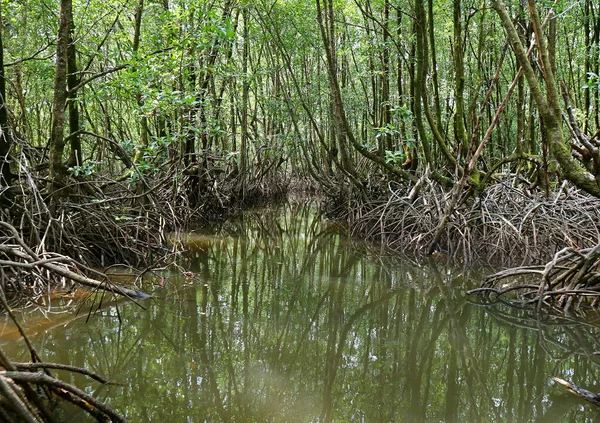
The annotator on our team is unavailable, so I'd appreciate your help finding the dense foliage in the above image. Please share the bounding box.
[3,1,600,419]
[1,0,599,204]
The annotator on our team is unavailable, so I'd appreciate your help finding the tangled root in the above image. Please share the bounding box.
[469,243,600,315]
[347,175,600,265]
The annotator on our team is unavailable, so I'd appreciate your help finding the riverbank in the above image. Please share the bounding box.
[342,175,600,266]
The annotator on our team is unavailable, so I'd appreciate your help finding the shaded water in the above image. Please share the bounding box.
[2,201,600,422]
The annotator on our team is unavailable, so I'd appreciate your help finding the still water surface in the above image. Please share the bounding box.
[2,201,600,422]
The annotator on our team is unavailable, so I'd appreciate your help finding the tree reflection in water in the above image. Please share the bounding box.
[1,200,600,422]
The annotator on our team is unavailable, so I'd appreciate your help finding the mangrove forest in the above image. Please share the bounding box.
[2,0,600,421]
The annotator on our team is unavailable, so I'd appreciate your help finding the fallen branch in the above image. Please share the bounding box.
[553,377,600,407]
[12,362,109,384]
[1,370,125,422]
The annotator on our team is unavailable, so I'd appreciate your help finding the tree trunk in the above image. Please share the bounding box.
[380,0,391,153]
[593,8,600,132]
[67,6,81,168]
[584,0,591,132]
[453,0,466,151]
[412,0,432,166]
[491,0,600,197]
[48,0,72,191]
[240,6,249,197]
[133,0,149,164]
[428,0,442,135]
[0,9,13,189]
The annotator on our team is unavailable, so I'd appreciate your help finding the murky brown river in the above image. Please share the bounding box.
[2,200,600,422]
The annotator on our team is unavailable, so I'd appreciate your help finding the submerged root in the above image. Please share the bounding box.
[469,243,600,315]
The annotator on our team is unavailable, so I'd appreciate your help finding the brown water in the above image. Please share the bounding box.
[2,200,600,422]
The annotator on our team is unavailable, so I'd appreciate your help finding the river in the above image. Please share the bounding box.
[1,200,600,422]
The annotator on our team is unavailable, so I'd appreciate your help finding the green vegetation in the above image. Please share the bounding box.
[2,0,600,203]
[1,0,600,256]
[2,0,600,419]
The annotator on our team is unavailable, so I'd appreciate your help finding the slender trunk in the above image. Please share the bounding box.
[48,0,72,191]
[413,0,432,166]
[67,7,81,168]
[240,6,249,196]
[326,0,352,174]
[380,0,391,152]
[397,7,403,105]
[0,9,13,188]
[528,95,536,154]
[133,0,148,163]
[516,1,527,157]
[230,79,236,152]
[14,66,28,141]
[516,77,524,156]
[594,10,600,132]
[453,0,466,151]
[548,11,557,76]
[396,7,411,162]
[317,0,348,174]
[157,0,169,144]
[428,0,442,134]
[584,0,591,132]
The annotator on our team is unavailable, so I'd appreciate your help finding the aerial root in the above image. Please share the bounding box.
[468,243,600,314]
[346,175,600,265]
[0,220,151,302]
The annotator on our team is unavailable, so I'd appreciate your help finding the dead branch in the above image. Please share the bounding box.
[0,221,151,300]
[1,370,125,422]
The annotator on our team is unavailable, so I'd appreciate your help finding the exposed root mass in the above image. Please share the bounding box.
[346,175,600,266]
[470,244,600,315]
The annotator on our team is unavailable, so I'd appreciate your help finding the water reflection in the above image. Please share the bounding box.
[2,201,600,422]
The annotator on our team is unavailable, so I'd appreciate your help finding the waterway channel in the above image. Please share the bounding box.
[2,200,600,422]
